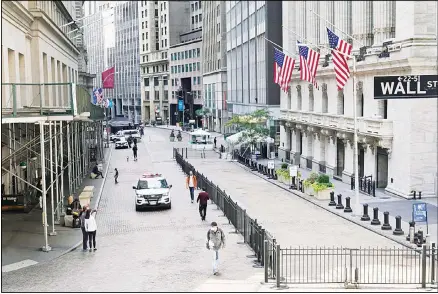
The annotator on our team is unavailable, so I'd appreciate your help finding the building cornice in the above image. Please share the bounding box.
[29,10,80,56]
[1,1,34,32]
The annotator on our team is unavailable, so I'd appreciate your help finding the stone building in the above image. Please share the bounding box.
[279,1,437,198]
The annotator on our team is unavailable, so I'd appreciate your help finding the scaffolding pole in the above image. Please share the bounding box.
[59,121,64,217]
[54,121,60,224]
[39,121,51,252]
[67,122,72,197]
[48,121,56,236]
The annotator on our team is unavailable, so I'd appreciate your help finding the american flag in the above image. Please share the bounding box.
[273,47,295,92]
[327,28,353,90]
[297,41,320,89]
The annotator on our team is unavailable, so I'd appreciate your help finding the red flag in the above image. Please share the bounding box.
[102,67,115,89]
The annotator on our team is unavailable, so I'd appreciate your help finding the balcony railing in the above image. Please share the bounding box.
[280,109,393,138]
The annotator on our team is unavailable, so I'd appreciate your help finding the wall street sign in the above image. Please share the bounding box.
[374,75,438,99]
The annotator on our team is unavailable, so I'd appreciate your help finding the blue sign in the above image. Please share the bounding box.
[178,100,184,111]
[412,203,428,223]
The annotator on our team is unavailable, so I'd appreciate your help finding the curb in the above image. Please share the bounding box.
[55,147,114,257]
[231,161,418,250]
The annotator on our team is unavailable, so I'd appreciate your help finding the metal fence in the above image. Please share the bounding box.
[174,148,437,289]
[2,83,75,117]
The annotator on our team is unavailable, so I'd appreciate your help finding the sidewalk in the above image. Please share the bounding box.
[1,147,112,272]
[249,158,438,247]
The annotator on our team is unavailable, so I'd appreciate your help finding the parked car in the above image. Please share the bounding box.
[115,137,129,149]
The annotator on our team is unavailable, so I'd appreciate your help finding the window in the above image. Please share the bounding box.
[145,91,150,100]
[182,65,185,72]
[178,65,181,73]
[142,33,144,40]
[145,21,148,28]
[161,40,163,47]
[178,52,181,60]
[156,43,159,50]
[142,22,144,29]
[197,48,200,57]
[164,90,168,100]
[146,32,148,39]
[192,16,194,24]
[165,39,167,47]
[185,51,188,59]
[165,27,167,35]
[161,15,163,23]
[146,43,148,51]
[142,11,144,18]
[185,64,188,72]
[195,2,198,10]
[154,77,159,86]
[199,1,202,9]
[155,9,158,17]
[160,3,162,11]
[163,77,168,86]
[189,63,192,72]
[143,44,145,51]
[197,62,200,71]
[171,79,175,86]
[189,50,192,58]
[193,77,197,85]
[195,15,198,23]
[164,14,166,22]
[191,4,194,11]
[197,77,201,84]
[164,2,166,10]
[161,27,163,35]
[154,91,159,100]
[199,14,202,22]
[144,78,149,87]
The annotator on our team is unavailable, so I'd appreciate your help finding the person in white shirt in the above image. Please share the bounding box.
[84,209,98,252]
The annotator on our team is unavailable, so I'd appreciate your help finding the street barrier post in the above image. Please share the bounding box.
[381,211,392,230]
[329,191,336,206]
[393,216,404,235]
[361,204,371,221]
[276,245,281,288]
[336,194,344,209]
[371,207,381,225]
[344,197,352,213]
[264,240,269,283]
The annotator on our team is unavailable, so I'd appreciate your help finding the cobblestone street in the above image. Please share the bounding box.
[1,128,260,292]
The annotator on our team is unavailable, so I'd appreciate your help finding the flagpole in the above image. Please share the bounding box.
[307,10,362,217]
[262,36,298,58]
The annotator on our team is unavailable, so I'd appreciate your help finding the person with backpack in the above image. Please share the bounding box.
[185,171,197,203]
[132,143,138,161]
[206,221,226,275]
[114,168,119,184]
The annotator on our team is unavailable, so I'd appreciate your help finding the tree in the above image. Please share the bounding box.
[225,108,271,153]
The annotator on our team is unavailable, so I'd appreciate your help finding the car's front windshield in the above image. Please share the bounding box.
[137,179,168,189]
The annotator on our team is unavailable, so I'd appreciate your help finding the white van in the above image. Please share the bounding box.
[118,129,141,142]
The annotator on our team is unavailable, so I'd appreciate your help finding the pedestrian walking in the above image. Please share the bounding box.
[132,143,138,161]
[79,206,89,251]
[213,137,217,149]
[197,190,210,221]
[114,168,119,184]
[84,209,98,252]
[206,221,226,275]
[185,171,197,203]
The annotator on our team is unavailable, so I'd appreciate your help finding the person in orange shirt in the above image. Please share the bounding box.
[185,171,197,203]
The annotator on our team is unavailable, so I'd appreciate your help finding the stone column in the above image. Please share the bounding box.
[319,1,334,47]
[300,130,308,167]
[372,1,395,45]
[352,1,373,49]
[306,2,320,44]
[342,139,354,182]
[364,144,376,178]
[296,1,306,42]
[312,132,321,171]
[291,129,297,153]
[326,136,336,177]
[395,1,437,41]
[57,61,62,107]
[284,127,291,150]
[334,1,352,40]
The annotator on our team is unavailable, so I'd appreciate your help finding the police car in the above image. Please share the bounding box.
[132,173,172,211]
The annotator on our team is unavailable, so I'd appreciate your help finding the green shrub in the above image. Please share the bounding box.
[281,163,288,169]
[317,174,330,184]
[276,168,290,180]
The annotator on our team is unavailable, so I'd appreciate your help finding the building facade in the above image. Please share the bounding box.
[225,1,283,140]
[168,32,204,126]
[280,1,438,198]
[202,1,228,133]
[83,1,115,112]
[114,1,141,124]
[138,0,191,123]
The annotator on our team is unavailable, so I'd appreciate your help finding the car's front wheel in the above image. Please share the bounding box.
[135,205,141,211]
[166,202,172,210]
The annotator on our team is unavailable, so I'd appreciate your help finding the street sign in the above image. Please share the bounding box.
[374,75,438,99]
[268,161,275,169]
[289,165,298,177]
[178,100,184,111]
[412,202,428,223]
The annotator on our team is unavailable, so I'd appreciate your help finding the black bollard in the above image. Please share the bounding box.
[416,230,424,247]
[328,191,336,206]
[413,191,416,200]
[393,216,404,235]
[419,191,422,199]
[406,221,415,241]
[381,211,392,230]
[371,207,381,225]
[335,194,344,209]
[344,197,352,213]
[361,204,371,221]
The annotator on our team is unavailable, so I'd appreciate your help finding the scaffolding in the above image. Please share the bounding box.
[1,82,105,251]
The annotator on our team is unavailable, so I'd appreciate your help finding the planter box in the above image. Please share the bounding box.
[304,185,315,196]
[278,175,290,185]
[314,188,334,200]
